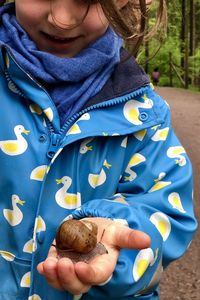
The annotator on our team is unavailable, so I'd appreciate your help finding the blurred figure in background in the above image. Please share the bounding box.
[152,67,161,86]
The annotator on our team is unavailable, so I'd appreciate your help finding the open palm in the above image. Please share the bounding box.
[37,217,150,295]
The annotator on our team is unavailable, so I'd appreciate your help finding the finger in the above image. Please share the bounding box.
[75,248,118,285]
[106,224,151,250]
[37,246,57,276]
[57,258,91,294]
[41,257,64,290]
[37,261,45,275]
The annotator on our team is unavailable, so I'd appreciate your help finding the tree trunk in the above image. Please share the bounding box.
[184,0,189,89]
[189,0,195,56]
[144,41,149,74]
[180,0,186,70]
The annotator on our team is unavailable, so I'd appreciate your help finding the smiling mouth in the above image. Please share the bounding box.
[42,32,80,44]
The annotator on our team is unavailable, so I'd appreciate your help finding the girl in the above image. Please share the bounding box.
[0,1,197,300]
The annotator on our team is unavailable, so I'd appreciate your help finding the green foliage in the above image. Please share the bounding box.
[138,0,200,89]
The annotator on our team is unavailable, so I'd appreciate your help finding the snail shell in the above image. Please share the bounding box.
[56,219,98,254]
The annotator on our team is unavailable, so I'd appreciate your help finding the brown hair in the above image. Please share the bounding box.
[99,0,167,56]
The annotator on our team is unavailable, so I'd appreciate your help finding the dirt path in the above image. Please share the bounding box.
[154,87,200,300]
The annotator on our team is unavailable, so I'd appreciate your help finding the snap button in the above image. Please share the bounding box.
[37,231,45,244]
[39,134,47,143]
[139,112,148,121]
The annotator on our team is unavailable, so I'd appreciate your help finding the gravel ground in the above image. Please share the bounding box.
[155,87,200,300]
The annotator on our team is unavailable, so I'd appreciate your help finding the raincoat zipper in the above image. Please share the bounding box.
[45,84,149,159]
[3,49,150,158]
[59,84,149,135]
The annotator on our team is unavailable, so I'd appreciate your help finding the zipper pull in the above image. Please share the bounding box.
[47,133,61,159]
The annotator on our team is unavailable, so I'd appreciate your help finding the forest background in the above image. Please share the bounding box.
[140,0,200,90]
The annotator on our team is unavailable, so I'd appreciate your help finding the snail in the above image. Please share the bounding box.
[54,219,107,262]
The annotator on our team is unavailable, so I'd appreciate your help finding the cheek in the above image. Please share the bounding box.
[84,9,109,36]
[15,4,43,31]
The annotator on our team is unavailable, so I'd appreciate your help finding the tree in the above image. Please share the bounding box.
[139,0,200,89]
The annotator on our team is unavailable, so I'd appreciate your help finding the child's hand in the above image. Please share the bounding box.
[37,218,150,295]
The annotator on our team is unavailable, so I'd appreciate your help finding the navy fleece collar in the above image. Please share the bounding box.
[83,48,150,110]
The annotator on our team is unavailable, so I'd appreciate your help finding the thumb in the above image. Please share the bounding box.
[107,224,151,250]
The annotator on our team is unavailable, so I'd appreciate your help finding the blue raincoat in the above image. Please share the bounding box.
[0,45,197,300]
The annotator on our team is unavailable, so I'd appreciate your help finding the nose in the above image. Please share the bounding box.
[48,0,89,30]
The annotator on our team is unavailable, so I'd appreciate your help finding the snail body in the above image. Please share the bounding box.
[56,219,98,254]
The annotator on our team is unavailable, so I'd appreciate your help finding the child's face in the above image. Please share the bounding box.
[15,0,109,58]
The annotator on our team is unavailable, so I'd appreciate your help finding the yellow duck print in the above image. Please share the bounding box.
[88,160,112,188]
[124,153,146,181]
[30,165,48,181]
[121,137,128,148]
[147,172,170,193]
[67,113,90,135]
[132,248,158,282]
[150,212,171,241]
[29,104,42,115]
[20,271,31,288]
[0,250,15,261]
[28,295,42,300]
[55,176,81,209]
[168,192,186,213]
[167,146,186,166]
[23,239,35,254]
[123,95,152,125]
[134,129,147,141]
[151,127,169,141]
[148,172,171,193]
[113,193,128,205]
[44,107,54,122]
[142,94,154,106]
[0,125,29,156]
[3,194,25,226]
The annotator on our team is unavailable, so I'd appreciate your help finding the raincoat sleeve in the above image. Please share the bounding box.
[72,98,197,298]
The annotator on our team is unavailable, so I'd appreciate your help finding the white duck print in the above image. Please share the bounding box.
[151,127,169,141]
[44,107,54,122]
[67,113,90,135]
[123,94,152,125]
[20,271,31,288]
[148,173,171,193]
[29,103,42,115]
[134,129,147,141]
[79,138,94,154]
[3,194,25,226]
[168,192,186,213]
[0,250,15,262]
[167,146,186,166]
[150,212,171,241]
[55,176,81,209]
[31,216,46,253]
[121,137,128,148]
[23,239,35,254]
[132,247,158,282]
[28,295,42,300]
[88,160,112,188]
[0,125,29,156]
[124,153,146,181]
[142,94,154,106]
